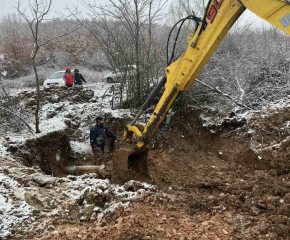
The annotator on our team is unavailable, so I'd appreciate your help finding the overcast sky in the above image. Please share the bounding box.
[0,0,269,27]
[0,0,105,18]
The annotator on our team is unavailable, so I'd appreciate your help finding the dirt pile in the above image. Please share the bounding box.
[0,157,157,239]
[247,99,290,174]
[41,197,240,240]
[15,86,95,111]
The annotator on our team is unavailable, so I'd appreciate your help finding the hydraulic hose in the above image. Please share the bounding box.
[130,75,167,125]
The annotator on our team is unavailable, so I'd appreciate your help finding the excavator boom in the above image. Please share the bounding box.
[140,0,246,147]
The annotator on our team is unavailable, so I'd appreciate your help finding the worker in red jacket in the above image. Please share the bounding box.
[64,67,73,87]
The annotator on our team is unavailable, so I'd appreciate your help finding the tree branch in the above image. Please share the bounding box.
[196,79,253,110]
[39,26,81,47]
[0,106,35,135]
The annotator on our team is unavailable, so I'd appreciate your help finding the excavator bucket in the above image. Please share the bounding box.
[111,76,168,183]
[111,142,149,183]
[111,124,150,183]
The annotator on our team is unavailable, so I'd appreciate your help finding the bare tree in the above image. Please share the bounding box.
[75,0,169,109]
[16,0,79,133]
[168,0,205,24]
[177,24,290,114]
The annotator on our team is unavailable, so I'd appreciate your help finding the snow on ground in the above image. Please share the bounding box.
[0,141,9,158]
[0,138,15,161]
[39,114,68,134]
[0,80,148,238]
[0,174,35,239]
[0,168,157,239]
[61,176,157,220]
[1,86,35,97]
[0,80,131,158]
[70,141,92,154]
[1,75,290,239]
[36,81,130,137]
[249,96,290,119]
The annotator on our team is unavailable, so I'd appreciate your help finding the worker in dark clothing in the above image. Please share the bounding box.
[90,116,117,164]
[73,69,87,85]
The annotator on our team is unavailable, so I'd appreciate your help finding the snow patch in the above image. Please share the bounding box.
[0,144,9,158]
[70,141,92,154]
[62,175,156,214]
[0,174,35,238]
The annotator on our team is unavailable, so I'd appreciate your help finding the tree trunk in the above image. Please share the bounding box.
[120,85,123,108]
[32,56,41,133]
[134,0,141,105]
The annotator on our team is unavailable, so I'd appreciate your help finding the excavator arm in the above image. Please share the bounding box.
[124,0,290,151]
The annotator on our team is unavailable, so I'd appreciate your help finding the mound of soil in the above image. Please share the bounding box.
[0,157,157,240]
[15,86,95,111]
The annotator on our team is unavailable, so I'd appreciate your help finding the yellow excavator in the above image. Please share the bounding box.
[114,0,290,180]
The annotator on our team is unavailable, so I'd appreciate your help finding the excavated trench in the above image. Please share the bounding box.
[10,108,289,187]
[13,130,73,177]
[12,129,151,182]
